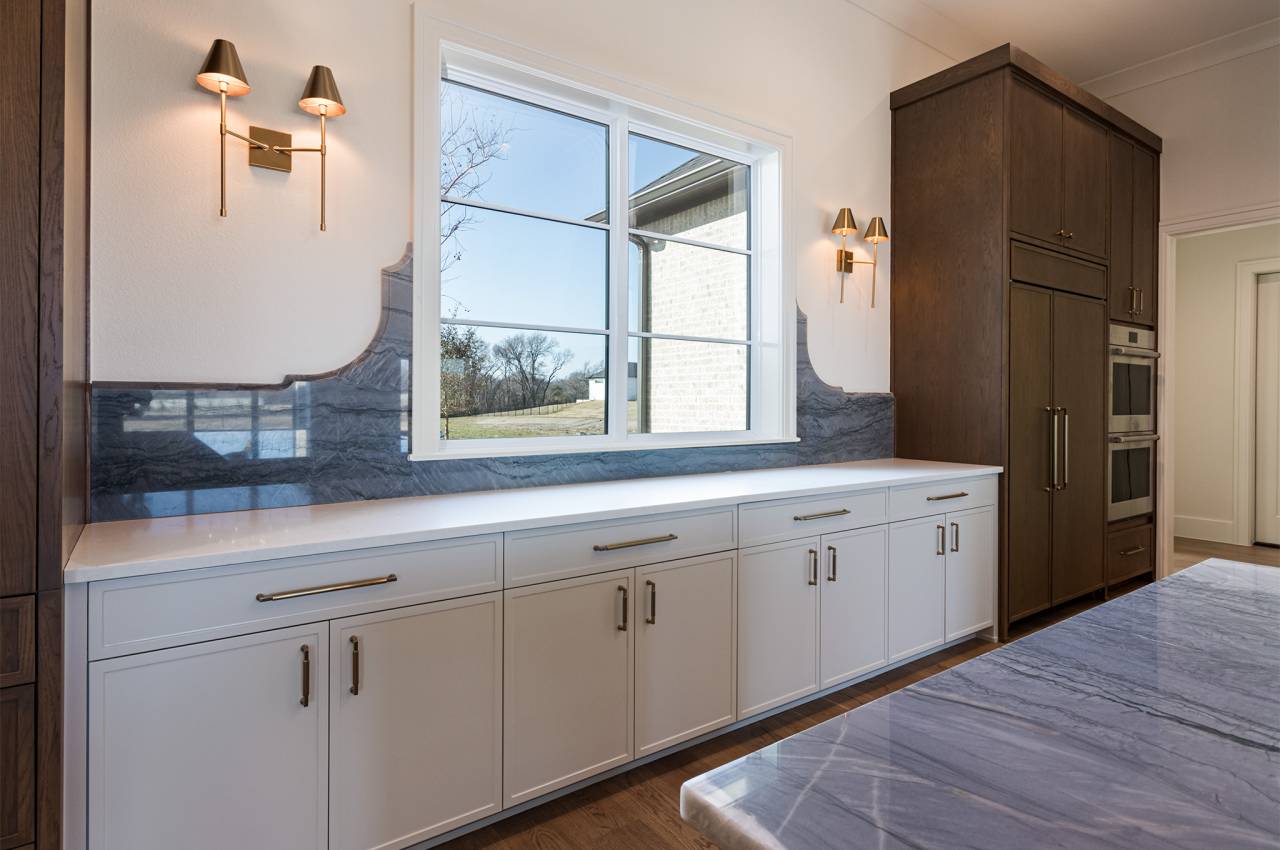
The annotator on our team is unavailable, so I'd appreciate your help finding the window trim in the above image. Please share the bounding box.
[412,23,796,461]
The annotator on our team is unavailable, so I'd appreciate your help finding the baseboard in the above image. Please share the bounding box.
[1174,514,1236,543]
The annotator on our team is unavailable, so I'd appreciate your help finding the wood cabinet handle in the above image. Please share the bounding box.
[925,492,969,502]
[299,645,311,707]
[349,635,360,696]
[257,573,397,602]
[808,549,818,586]
[950,522,960,552]
[593,533,677,552]
[793,508,850,522]
[645,579,656,625]
[1120,545,1146,557]
[827,545,838,582]
[617,585,628,631]
[936,525,945,556]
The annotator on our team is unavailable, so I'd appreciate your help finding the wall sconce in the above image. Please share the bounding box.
[831,208,890,306]
[195,39,347,231]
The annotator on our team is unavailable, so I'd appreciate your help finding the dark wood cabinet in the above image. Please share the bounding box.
[891,44,1160,636]
[1009,79,1109,261]
[1108,136,1158,326]
[1,686,35,849]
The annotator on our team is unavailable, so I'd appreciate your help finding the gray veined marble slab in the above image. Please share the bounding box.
[681,559,1280,850]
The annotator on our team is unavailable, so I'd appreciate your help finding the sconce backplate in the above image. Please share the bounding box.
[248,126,293,173]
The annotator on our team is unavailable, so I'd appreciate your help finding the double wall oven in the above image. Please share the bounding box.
[1108,325,1158,521]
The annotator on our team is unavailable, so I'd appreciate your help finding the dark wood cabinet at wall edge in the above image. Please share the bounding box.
[0,597,37,689]
[1,685,36,849]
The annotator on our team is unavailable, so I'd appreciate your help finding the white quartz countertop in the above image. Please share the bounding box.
[65,459,1001,584]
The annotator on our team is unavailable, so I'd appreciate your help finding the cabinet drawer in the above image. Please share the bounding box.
[889,476,997,522]
[1107,524,1153,583]
[738,489,886,548]
[504,507,736,588]
[0,596,35,688]
[1011,241,1107,299]
[89,535,502,660]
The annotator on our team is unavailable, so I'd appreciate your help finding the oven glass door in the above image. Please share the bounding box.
[1109,442,1154,521]
[1110,355,1155,433]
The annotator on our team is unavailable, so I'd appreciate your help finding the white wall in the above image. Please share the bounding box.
[89,0,967,391]
[1173,223,1280,543]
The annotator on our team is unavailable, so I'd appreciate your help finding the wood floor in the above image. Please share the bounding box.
[1171,536,1280,571]
[439,576,1154,850]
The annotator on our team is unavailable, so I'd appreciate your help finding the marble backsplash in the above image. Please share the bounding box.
[90,247,893,521]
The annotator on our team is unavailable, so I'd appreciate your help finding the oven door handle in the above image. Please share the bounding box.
[1109,434,1161,444]
[1109,345,1161,359]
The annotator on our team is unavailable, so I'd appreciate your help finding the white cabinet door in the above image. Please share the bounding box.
[737,538,820,718]
[635,554,736,757]
[944,506,997,640]
[89,624,328,850]
[330,593,502,850]
[504,568,634,806]
[887,515,946,661]
[819,526,888,688]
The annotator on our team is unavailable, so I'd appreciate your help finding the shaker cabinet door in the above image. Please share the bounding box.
[737,539,820,718]
[1108,134,1136,322]
[887,516,946,662]
[1131,145,1158,326]
[1061,108,1109,259]
[944,506,997,640]
[330,593,502,850]
[1009,79,1064,246]
[89,624,329,850]
[819,526,888,688]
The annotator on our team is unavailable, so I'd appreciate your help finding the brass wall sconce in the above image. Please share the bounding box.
[831,208,890,306]
[195,39,347,231]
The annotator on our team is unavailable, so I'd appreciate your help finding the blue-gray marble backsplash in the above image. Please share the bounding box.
[90,248,893,521]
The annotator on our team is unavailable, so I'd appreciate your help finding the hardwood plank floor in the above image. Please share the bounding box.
[1172,536,1280,571]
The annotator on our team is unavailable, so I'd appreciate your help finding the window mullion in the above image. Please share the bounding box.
[607,114,630,443]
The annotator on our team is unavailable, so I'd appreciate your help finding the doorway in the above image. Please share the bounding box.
[1255,271,1280,545]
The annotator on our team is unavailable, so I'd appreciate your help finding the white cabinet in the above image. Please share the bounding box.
[503,568,634,806]
[329,593,503,850]
[888,515,947,661]
[819,526,888,688]
[635,554,736,757]
[944,505,997,640]
[737,538,820,718]
[89,624,328,850]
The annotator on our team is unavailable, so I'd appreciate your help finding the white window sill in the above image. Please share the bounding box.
[409,435,800,462]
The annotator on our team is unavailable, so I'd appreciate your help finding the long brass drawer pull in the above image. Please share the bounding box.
[617,585,629,631]
[925,492,969,502]
[793,508,851,522]
[349,635,361,696]
[593,533,678,552]
[256,573,398,603]
[299,645,311,707]
[1119,545,1146,557]
[645,580,657,625]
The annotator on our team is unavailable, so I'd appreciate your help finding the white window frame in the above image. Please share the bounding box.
[412,17,795,460]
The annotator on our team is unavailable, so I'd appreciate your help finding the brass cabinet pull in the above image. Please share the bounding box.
[349,635,360,696]
[1137,288,1145,316]
[1055,228,1067,237]
[617,585,628,631]
[936,525,945,556]
[1120,545,1146,557]
[793,508,851,522]
[951,522,960,553]
[808,549,818,586]
[256,573,398,602]
[1063,231,1074,239]
[645,580,657,625]
[1061,408,1070,490]
[827,545,838,582]
[1129,286,1137,316]
[925,492,969,502]
[299,645,311,707]
[593,533,678,552]
[1047,406,1059,492]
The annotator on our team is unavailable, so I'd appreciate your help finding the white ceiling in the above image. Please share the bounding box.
[912,0,1280,83]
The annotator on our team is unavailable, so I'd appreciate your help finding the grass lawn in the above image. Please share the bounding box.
[442,400,639,439]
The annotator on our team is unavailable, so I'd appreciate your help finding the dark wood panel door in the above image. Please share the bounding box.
[1108,134,1135,322]
[1131,146,1157,327]
[1051,293,1106,604]
[1061,109,1109,259]
[1009,80,1063,247]
[0,685,35,849]
[0,0,40,597]
[1008,286,1054,620]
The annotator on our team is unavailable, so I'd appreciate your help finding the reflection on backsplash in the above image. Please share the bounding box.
[90,247,893,521]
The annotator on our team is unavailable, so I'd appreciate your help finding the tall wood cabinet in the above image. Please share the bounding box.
[890,45,1161,636]
[1,0,86,846]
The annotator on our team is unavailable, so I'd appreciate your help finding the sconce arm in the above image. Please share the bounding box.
[270,145,323,154]
[225,127,273,151]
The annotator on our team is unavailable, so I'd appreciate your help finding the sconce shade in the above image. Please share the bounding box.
[863,216,889,243]
[831,207,857,236]
[195,39,250,96]
[299,65,346,116]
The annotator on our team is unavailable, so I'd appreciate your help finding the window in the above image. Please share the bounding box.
[413,39,794,459]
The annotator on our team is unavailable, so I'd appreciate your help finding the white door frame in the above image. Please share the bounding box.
[1158,202,1280,576]
[1235,257,1280,547]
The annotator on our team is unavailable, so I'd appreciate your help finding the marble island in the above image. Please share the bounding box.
[681,559,1280,849]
